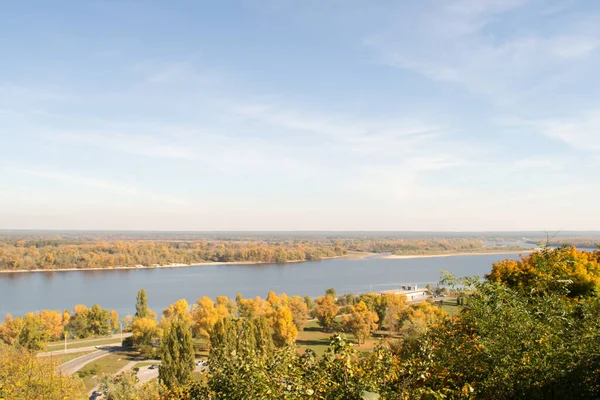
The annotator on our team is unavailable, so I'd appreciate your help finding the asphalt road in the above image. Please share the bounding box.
[58,349,110,375]
[137,362,208,386]
[39,333,132,358]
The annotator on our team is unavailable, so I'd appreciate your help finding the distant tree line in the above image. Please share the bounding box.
[0,239,347,270]
[0,304,120,351]
[525,237,600,249]
[0,236,536,271]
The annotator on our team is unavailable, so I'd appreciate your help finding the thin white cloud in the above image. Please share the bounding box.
[128,61,220,86]
[444,0,527,17]
[364,1,600,104]
[537,114,600,151]
[500,113,600,153]
[234,102,445,155]
[54,132,193,159]
[18,168,190,206]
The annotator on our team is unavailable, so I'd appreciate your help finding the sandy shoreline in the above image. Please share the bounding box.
[0,252,374,274]
[382,249,536,260]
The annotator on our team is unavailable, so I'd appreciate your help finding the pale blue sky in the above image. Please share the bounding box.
[1,0,599,231]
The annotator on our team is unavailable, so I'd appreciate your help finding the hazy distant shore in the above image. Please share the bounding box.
[0,250,535,274]
[0,252,375,274]
[382,249,536,260]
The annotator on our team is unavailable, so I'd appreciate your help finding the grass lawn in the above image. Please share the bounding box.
[192,371,205,380]
[435,298,463,316]
[295,320,382,356]
[46,337,122,352]
[134,361,157,368]
[295,320,331,356]
[192,337,209,358]
[47,350,97,366]
[77,350,138,392]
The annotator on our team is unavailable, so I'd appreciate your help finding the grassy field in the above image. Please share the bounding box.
[134,361,158,368]
[436,298,463,316]
[295,320,380,356]
[192,338,209,358]
[77,350,138,391]
[46,350,97,366]
[46,337,123,352]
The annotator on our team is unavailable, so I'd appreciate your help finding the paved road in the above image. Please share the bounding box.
[88,358,139,399]
[46,333,132,347]
[40,345,112,357]
[58,350,110,375]
[40,333,132,358]
[136,365,160,386]
[136,361,207,386]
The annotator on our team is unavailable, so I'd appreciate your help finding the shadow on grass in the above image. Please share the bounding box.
[296,339,329,347]
[302,326,326,332]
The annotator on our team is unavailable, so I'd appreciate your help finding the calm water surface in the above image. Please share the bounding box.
[0,253,523,316]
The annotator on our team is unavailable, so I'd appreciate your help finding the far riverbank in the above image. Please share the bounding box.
[383,249,536,260]
[0,251,375,274]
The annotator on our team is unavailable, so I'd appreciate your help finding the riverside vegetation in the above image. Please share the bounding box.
[0,234,532,271]
[1,246,600,399]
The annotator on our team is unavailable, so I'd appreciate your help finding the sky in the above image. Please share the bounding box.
[1,0,599,231]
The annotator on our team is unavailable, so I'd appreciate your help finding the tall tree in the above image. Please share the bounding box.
[358,294,388,330]
[269,305,298,347]
[18,314,46,351]
[87,304,111,336]
[191,296,219,339]
[0,345,85,399]
[289,296,309,329]
[0,314,24,345]
[135,289,149,319]
[162,299,190,324]
[266,291,281,308]
[343,301,379,345]
[304,295,314,310]
[132,317,159,358]
[158,317,195,389]
[314,295,340,332]
[325,287,337,298]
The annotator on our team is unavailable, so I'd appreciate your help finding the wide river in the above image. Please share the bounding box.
[0,253,524,317]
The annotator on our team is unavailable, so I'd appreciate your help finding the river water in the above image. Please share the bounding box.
[0,253,524,317]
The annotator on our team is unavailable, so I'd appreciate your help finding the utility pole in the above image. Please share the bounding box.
[120,322,123,343]
[64,331,67,353]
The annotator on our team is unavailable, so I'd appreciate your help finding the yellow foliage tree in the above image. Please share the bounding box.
[191,296,219,339]
[0,314,24,345]
[73,304,88,315]
[109,310,120,332]
[343,301,379,345]
[162,299,190,324]
[314,295,339,332]
[216,295,236,315]
[288,296,309,329]
[39,310,63,340]
[237,297,269,319]
[0,344,85,399]
[62,309,71,329]
[397,301,447,341]
[132,316,160,348]
[269,305,298,347]
[487,247,600,297]
[383,293,408,330]
[266,291,281,308]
